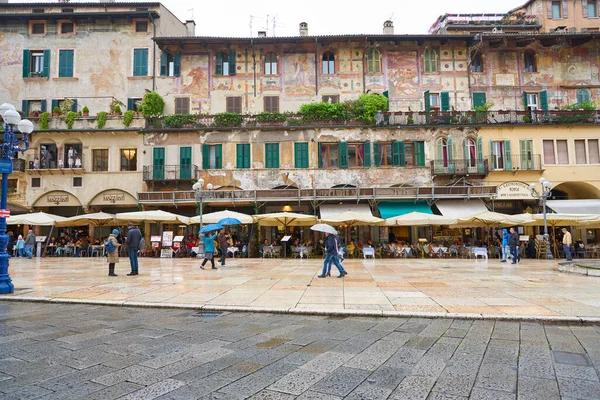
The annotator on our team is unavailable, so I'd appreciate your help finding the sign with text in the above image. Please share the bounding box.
[0,160,13,174]
[497,182,535,200]
[162,231,173,247]
[90,190,137,206]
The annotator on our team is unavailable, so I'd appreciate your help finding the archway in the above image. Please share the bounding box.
[551,182,600,200]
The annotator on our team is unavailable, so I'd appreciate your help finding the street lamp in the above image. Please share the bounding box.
[530,177,553,259]
[0,103,32,294]
[193,178,213,227]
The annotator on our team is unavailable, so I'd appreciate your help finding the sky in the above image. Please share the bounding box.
[14,0,528,36]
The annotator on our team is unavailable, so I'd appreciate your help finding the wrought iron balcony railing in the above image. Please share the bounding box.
[143,165,198,181]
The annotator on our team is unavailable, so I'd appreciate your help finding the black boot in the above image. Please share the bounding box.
[108,264,118,276]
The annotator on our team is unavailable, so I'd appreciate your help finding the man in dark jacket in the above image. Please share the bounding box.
[317,232,347,278]
[509,227,520,264]
[217,229,230,266]
[125,223,142,275]
[24,229,36,259]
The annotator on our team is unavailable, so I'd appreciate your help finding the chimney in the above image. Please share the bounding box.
[383,20,394,34]
[257,31,266,37]
[299,22,308,36]
[185,20,196,36]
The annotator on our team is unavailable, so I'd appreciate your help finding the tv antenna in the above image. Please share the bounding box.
[188,8,194,19]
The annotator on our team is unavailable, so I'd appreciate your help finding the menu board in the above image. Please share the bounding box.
[162,231,173,247]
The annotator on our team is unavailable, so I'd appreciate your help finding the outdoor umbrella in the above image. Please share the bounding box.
[456,211,525,228]
[385,212,458,226]
[56,212,116,227]
[6,211,66,226]
[218,217,242,226]
[189,210,253,224]
[526,213,600,227]
[200,224,223,234]
[310,223,338,235]
[320,211,384,227]
[115,210,191,225]
[253,212,318,258]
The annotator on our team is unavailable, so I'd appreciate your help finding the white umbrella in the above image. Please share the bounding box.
[320,211,384,227]
[385,212,458,226]
[311,223,338,235]
[456,211,525,228]
[115,210,191,225]
[253,212,317,227]
[56,212,116,227]
[6,212,66,226]
[189,209,253,224]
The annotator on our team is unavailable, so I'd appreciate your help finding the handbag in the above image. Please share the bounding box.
[105,240,116,253]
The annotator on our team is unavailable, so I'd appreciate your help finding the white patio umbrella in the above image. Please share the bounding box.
[56,212,116,227]
[253,212,317,258]
[456,211,526,228]
[527,213,600,227]
[189,209,253,224]
[115,210,191,225]
[6,212,66,226]
[320,211,385,227]
[385,212,458,226]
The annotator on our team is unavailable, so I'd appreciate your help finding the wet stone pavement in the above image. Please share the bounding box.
[1,303,600,399]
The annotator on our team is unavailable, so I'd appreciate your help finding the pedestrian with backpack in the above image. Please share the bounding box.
[106,229,121,277]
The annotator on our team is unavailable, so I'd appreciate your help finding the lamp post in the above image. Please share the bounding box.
[0,103,33,294]
[530,177,553,259]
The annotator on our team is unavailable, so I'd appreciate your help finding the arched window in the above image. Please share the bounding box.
[423,48,438,73]
[264,52,277,75]
[576,89,591,105]
[436,138,448,167]
[471,52,483,73]
[465,138,477,168]
[366,48,381,73]
[523,51,536,73]
[322,51,335,74]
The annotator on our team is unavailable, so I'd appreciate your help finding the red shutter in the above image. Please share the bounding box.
[562,0,568,18]
[583,0,589,17]
[547,0,554,18]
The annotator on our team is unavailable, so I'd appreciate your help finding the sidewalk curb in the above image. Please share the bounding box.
[0,296,597,324]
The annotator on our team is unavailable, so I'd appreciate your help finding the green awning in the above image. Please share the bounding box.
[377,201,433,219]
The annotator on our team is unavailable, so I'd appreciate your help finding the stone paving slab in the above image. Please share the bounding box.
[1,302,599,399]
[2,256,600,320]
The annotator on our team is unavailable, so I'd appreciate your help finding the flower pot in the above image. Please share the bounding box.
[82,112,89,117]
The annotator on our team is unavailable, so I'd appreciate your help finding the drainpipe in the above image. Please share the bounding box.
[362,37,367,94]
[314,38,319,96]
[251,39,256,97]
[150,12,157,91]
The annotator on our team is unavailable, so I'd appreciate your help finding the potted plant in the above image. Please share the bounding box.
[53,106,61,117]
[109,98,125,115]
[113,105,122,116]
[123,110,135,128]
[28,110,40,118]
[65,111,77,130]
[82,106,89,117]
[214,112,243,127]
[256,111,287,126]
[39,111,50,130]
[96,111,108,129]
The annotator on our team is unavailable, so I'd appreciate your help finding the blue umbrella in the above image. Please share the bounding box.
[200,223,223,233]
[218,217,242,226]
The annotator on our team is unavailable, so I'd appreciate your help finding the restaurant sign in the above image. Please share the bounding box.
[497,181,535,200]
[33,191,82,207]
[90,190,137,206]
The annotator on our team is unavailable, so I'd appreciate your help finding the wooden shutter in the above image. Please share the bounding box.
[414,141,425,167]
[174,52,181,76]
[392,141,405,167]
[51,99,59,112]
[22,49,30,77]
[70,99,77,112]
[338,142,348,169]
[539,90,549,113]
[440,92,450,111]
[583,0,589,17]
[373,142,381,167]
[160,52,168,76]
[236,144,244,168]
[127,98,135,111]
[175,98,190,114]
[562,0,568,18]
[294,143,308,168]
[318,143,323,168]
[476,137,484,173]
[215,52,223,76]
[424,90,431,112]
[229,50,236,76]
[504,140,512,170]
[363,142,371,167]
[447,137,455,172]
[473,92,487,108]
[523,92,529,109]
[202,143,209,169]
[266,143,279,168]
[40,100,47,112]
[21,100,29,116]
[215,144,222,169]
[264,96,279,112]
[547,0,554,18]
[42,49,50,78]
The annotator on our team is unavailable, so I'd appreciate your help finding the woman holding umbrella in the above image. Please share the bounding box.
[200,230,218,270]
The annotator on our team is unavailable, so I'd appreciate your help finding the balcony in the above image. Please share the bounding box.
[143,165,199,182]
[489,154,543,172]
[431,159,490,177]
[12,159,26,173]
[25,153,85,173]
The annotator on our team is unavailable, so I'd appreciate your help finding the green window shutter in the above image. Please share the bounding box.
[318,143,323,168]
[216,144,222,169]
[152,148,165,180]
[174,52,181,76]
[70,99,77,112]
[40,100,47,113]
[424,90,431,112]
[523,92,529,109]
[382,91,389,111]
[489,139,495,157]
[21,100,29,116]
[236,144,243,168]
[127,98,135,111]
[476,137,484,173]
[338,142,348,169]
[22,49,30,77]
[142,49,148,76]
[539,90,549,113]
[447,137,455,172]
[363,142,371,167]
[414,141,425,167]
[42,49,50,78]
[504,140,512,170]
[441,92,450,111]
[373,142,381,167]
[58,50,65,77]
[237,144,250,169]
[160,52,167,76]
[295,142,308,168]
[202,144,209,169]
[398,141,406,167]
[134,49,148,76]
[215,52,223,76]
[180,146,192,179]
[229,50,236,76]
[392,141,405,167]
[59,50,73,78]
[265,143,279,168]
[51,99,59,112]
[473,92,487,108]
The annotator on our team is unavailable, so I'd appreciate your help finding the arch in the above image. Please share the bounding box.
[523,50,536,73]
[423,48,438,73]
[551,182,600,200]
[576,89,591,104]
[272,185,298,190]
[322,51,335,74]
[33,190,81,207]
[366,48,381,73]
[470,51,483,73]
[264,52,278,75]
[332,184,356,189]
[88,188,137,207]
[435,137,448,167]
[214,185,243,191]
[464,137,477,167]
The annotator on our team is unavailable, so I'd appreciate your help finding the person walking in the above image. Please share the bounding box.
[562,228,573,261]
[16,235,25,258]
[509,227,520,264]
[318,232,347,278]
[106,229,121,277]
[501,228,510,262]
[24,229,36,259]
[125,223,142,276]
[217,229,230,267]
[200,232,218,270]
